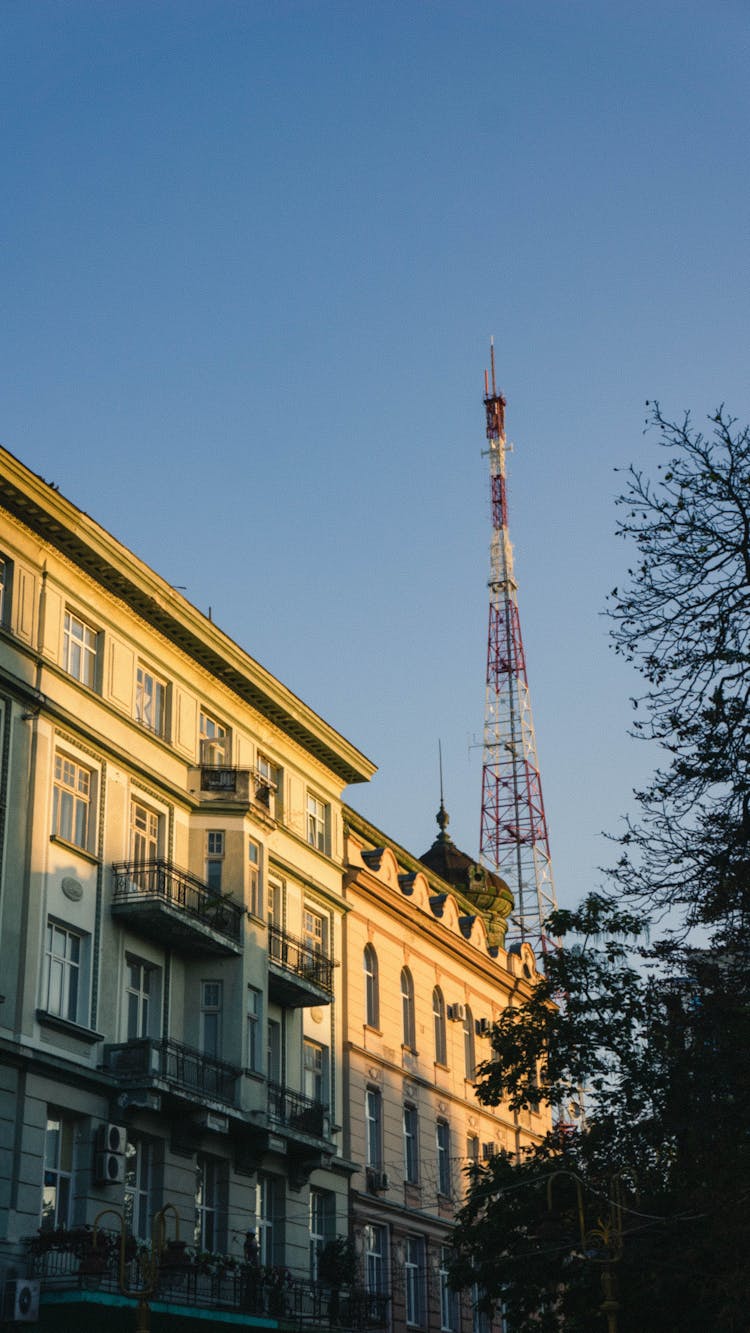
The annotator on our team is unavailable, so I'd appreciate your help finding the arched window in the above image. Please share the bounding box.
[401,967,416,1050]
[364,944,379,1028]
[433,986,447,1065]
[463,1005,475,1079]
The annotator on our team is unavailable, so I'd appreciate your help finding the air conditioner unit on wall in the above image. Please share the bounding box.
[481,1142,496,1161]
[476,1018,492,1037]
[4,1279,41,1323]
[94,1122,126,1184]
[366,1168,389,1193]
[447,1003,466,1022]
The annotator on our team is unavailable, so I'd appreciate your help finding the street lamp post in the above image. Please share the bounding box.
[546,1171,624,1333]
[92,1204,182,1333]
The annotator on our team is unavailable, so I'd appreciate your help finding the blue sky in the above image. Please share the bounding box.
[2,0,748,909]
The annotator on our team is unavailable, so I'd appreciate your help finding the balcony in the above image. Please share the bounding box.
[103,1037,240,1108]
[267,1082,331,1140]
[26,1236,390,1330]
[192,765,278,822]
[267,924,334,1008]
[111,860,243,956]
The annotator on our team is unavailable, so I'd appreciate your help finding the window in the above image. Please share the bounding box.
[195,1154,220,1250]
[267,1018,281,1084]
[256,753,281,817]
[306,792,329,853]
[126,957,158,1040]
[63,609,97,687]
[464,1005,476,1080]
[466,1134,480,1178]
[130,799,159,862]
[256,1174,283,1265]
[364,944,379,1028]
[309,1188,335,1279]
[267,879,281,929]
[401,967,416,1050]
[472,1284,492,1333]
[206,830,224,894]
[247,986,263,1073]
[124,1135,153,1242]
[303,1039,328,1104]
[303,907,325,960]
[52,754,91,850]
[403,1104,419,1184]
[135,665,167,737]
[437,1120,452,1196]
[43,921,83,1023]
[364,1223,387,1296]
[404,1235,426,1326]
[248,839,262,917]
[200,710,229,766]
[439,1247,458,1332]
[0,554,13,626]
[201,981,222,1058]
[41,1111,75,1230]
[365,1088,382,1169]
[433,987,447,1065]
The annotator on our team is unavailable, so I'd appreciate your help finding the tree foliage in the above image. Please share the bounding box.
[449,407,750,1331]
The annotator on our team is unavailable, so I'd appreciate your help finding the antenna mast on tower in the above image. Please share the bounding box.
[479,341,557,953]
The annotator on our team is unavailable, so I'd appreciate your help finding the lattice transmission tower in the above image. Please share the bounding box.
[479,341,558,954]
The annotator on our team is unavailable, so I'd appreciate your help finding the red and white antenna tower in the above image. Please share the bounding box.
[479,340,557,954]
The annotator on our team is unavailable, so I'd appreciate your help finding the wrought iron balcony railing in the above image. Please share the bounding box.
[103,1037,240,1105]
[267,1082,331,1139]
[267,923,334,995]
[112,860,243,947]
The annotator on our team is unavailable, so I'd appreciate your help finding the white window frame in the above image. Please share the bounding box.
[52,753,92,851]
[201,980,223,1058]
[206,830,225,894]
[247,985,263,1074]
[41,1110,76,1231]
[0,554,13,627]
[303,1038,328,1105]
[365,1087,382,1169]
[43,921,84,1023]
[401,966,416,1050]
[309,1188,335,1280]
[404,1235,426,1327]
[303,906,326,960]
[194,1154,220,1251]
[130,799,159,863]
[125,956,158,1040]
[63,609,98,688]
[403,1103,419,1184]
[199,710,230,766]
[248,839,262,917]
[135,664,168,737]
[436,1120,452,1197]
[256,754,281,818]
[364,944,379,1028]
[364,1223,387,1296]
[306,792,329,853]
[439,1246,458,1332]
[256,1174,282,1266]
[433,986,447,1064]
[124,1134,153,1242]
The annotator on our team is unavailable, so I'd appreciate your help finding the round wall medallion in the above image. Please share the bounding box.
[310,1007,323,1024]
[61,876,83,902]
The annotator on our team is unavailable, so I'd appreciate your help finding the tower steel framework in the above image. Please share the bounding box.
[479,343,557,953]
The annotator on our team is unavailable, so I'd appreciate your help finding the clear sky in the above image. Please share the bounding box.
[2,0,748,910]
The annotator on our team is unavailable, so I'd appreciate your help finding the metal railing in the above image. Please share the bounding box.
[267,1082,331,1138]
[112,860,243,944]
[103,1037,240,1104]
[26,1242,390,1330]
[267,924,334,995]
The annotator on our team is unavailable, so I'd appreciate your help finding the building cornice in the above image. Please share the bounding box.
[0,447,376,787]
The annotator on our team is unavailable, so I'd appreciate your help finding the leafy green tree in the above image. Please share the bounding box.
[449,407,750,1332]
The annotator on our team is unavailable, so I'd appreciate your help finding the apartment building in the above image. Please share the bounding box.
[0,447,376,1330]
[343,807,549,1333]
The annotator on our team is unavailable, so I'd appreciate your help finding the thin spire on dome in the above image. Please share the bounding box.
[436,739,451,842]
